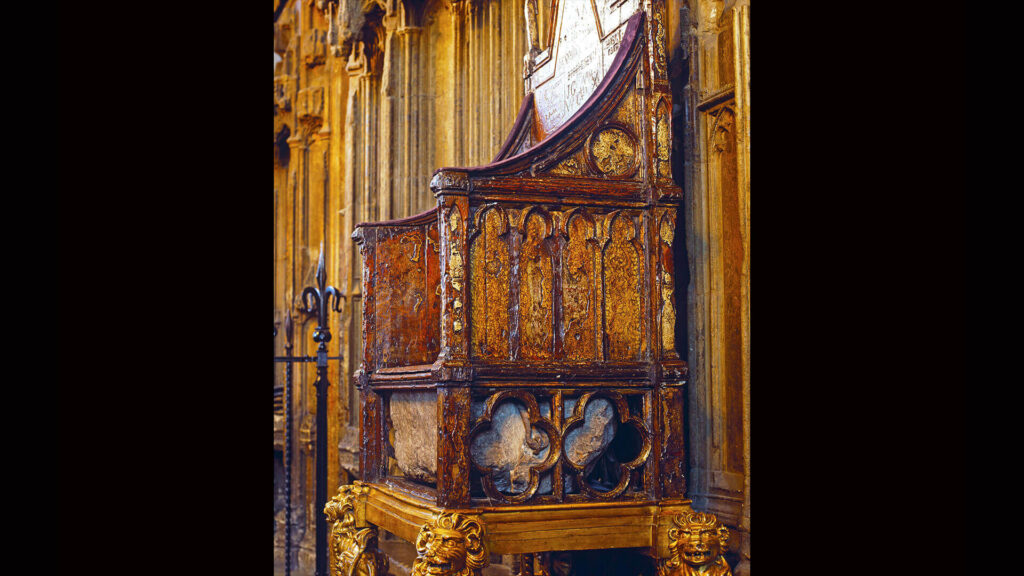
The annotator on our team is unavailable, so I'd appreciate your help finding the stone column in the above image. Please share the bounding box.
[341,39,381,225]
[681,1,751,573]
[449,0,471,165]
[378,11,423,221]
[734,5,751,573]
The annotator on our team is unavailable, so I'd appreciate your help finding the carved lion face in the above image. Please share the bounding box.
[413,513,487,576]
[669,513,729,568]
[422,526,470,575]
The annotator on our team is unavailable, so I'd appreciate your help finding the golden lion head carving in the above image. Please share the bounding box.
[412,512,488,576]
[664,512,732,576]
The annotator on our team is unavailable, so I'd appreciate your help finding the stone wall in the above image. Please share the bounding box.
[274,1,528,572]
[673,1,751,573]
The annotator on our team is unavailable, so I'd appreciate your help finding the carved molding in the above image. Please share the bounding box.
[431,171,470,195]
[275,74,294,114]
[304,28,330,68]
[708,106,735,155]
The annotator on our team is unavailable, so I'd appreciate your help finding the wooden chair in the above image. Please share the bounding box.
[332,3,731,576]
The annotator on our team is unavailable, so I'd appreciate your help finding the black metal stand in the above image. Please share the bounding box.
[275,244,344,576]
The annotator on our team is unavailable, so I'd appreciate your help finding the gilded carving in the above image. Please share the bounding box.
[519,210,554,360]
[446,206,467,345]
[469,206,511,360]
[611,89,637,127]
[655,99,671,179]
[450,250,464,292]
[449,210,465,293]
[427,226,441,254]
[547,152,585,176]
[587,124,639,177]
[604,214,642,361]
[324,483,390,576]
[651,1,668,79]
[661,512,732,576]
[659,213,677,356]
[561,210,598,361]
[412,513,489,576]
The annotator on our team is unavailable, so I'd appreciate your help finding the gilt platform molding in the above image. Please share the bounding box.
[336,2,731,575]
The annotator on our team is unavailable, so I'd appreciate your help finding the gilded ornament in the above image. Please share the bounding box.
[449,249,464,281]
[449,210,465,290]
[520,212,553,360]
[412,513,489,576]
[656,104,671,178]
[659,215,674,245]
[588,125,638,176]
[653,8,667,78]
[661,512,732,576]
[469,206,511,360]
[604,215,642,360]
[549,154,583,176]
[324,483,390,576]
[659,216,677,353]
[561,211,597,361]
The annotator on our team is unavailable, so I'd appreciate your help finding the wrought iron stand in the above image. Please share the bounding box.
[275,245,344,576]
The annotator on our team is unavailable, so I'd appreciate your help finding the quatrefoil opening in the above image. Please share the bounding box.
[469,392,560,502]
[562,392,651,498]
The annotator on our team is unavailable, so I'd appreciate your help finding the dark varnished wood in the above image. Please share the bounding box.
[353,10,687,511]
[436,385,472,507]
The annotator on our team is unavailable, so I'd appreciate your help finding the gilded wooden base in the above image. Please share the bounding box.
[325,483,390,576]
[332,481,711,575]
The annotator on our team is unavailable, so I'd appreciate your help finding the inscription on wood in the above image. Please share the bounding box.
[529,0,640,134]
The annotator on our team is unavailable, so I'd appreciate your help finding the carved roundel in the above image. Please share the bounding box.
[586,122,640,177]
